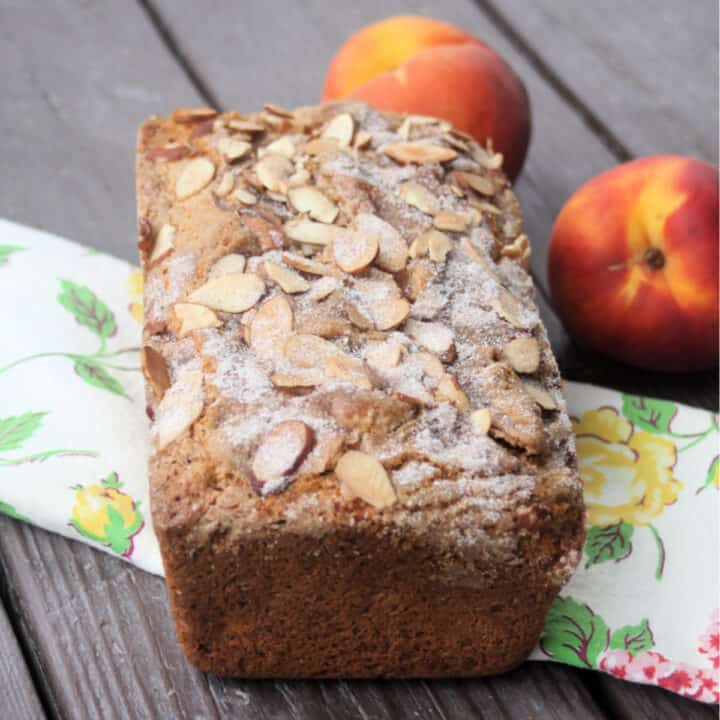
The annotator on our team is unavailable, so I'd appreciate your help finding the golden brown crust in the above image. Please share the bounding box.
[137,101,584,677]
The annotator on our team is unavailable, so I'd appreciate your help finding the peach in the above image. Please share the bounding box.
[549,156,718,372]
[322,16,530,181]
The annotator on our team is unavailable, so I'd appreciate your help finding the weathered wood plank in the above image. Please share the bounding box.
[0,593,46,720]
[480,0,719,162]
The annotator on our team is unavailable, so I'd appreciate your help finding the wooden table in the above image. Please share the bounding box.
[1,1,717,717]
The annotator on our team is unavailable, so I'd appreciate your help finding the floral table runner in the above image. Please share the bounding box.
[1,218,717,702]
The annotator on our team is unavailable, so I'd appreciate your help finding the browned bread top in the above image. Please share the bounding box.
[137,101,582,582]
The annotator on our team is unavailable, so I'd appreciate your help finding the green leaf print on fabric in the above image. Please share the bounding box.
[585,522,634,567]
[57,279,117,343]
[74,359,128,398]
[698,456,720,494]
[622,395,677,435]
[0,501,31,522]
[0,412,46,452]
[540,596,656,669]
[0,412,96,466]
[0,245,25,266]
[540,596,609,668]
[609,619,654,657]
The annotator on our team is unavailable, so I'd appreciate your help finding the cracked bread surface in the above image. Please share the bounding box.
[137,101,584,677]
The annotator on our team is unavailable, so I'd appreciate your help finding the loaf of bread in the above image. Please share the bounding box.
[136,101,584,678]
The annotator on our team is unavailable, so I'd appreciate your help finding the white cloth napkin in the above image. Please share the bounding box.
[1,218,717,702]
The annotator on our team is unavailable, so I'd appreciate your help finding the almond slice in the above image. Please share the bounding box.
[409,233,430,259]
[433,210,469,233]
[284,218,344,246]
[303,138,340,155]
[501,234,530,264]
[333,231,378,274]
[454,171,496,196]
[437,373,470,411]
[326,355,373,389]
[354,130,372,149]
[227,119,266,133]
[398,181,440,214]
[264,103,294,118]
[288,187,339,223]
[413,351,445,382]
[146,143,191,162]
[217,137,252,162]
[470,408,492,434]
[283,252,334,276]
[355,213,408,273]
[405,320,455,362]
[264,261,310,294]
[187,272,265,312]
[142,346,171,399]
[284,333,342,368]
[490,288,525,328]
[271,370,326,388]
[322,113,354,147]
[176,157,215,199]
[153,369,204,451]
[255,154,293,192]
[335,451,396,509]
[383,143,457,165]
[365,342,404,370]
[250,295,294,358]
[208,253,247,278]
[173,303,222,337]
[307,276,339,301]
[264,136,296,159]
[427,231,452,263]
[523,382,557,410]
[504,336,540,374]
[370,297,410,331]
[232,187,258,205]
[173,107,218,123]
[251,420,315,494]
[149,224,176,267]
[215,171,235,197]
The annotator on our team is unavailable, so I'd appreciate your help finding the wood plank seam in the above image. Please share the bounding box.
[472,0,633,162]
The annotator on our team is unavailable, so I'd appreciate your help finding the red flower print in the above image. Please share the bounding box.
[698,609,720,669]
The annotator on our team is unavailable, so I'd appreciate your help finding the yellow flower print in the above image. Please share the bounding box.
[573,407,682,527]
[127,269,143,324]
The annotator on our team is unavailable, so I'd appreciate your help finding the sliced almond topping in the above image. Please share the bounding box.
[303,138,340,156]
[472,144,504,170]
[176,157,215,200]
[307,276,339,301]
[271,370,326,388]
[173,107,217,123]
[264,261,310,294]
[365,342,404,370]
[345,301,374,330]
[251,420,315,493]
[217,137,252,162]
[208,253,246,278]
[491,288,525,328]
[173,303,222,337]
[370,297,410,331]
[284,218,344,246]
[154,370,204,451]
[149,224,176,267]
[187,272,265,312]
[335,451,396,509]
[413,351,445,382]
[326,355,373,389]
[322,113,354,147]
[333,231,378,274]
[383,143,457,165]
[354,212,408,273]
[227,118,266,133]
[501,233,530,264]
[354,130,372,149]
[232,187,258,205]
[523,383,557,410]
[284,333,341,368]
[433,210,469,233]
[263,136,296,159]
[427,231,452,263]
[215,171,235,197]
[409,233,430,259]
[250,295,294,359]
[470,408,492,434]
[459,237,502,281]
[405,320,455,362]
[255,153,293,193]
[288,168,311,187]
[504,336,540,374]
[142,346,170,399]
[398,181,440,215]
[437,373,470,411]
[264,103,294,118]
[288,187,339,223]
[454,171,496,196]
[146,143,191,161]
[283,252,334,276]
